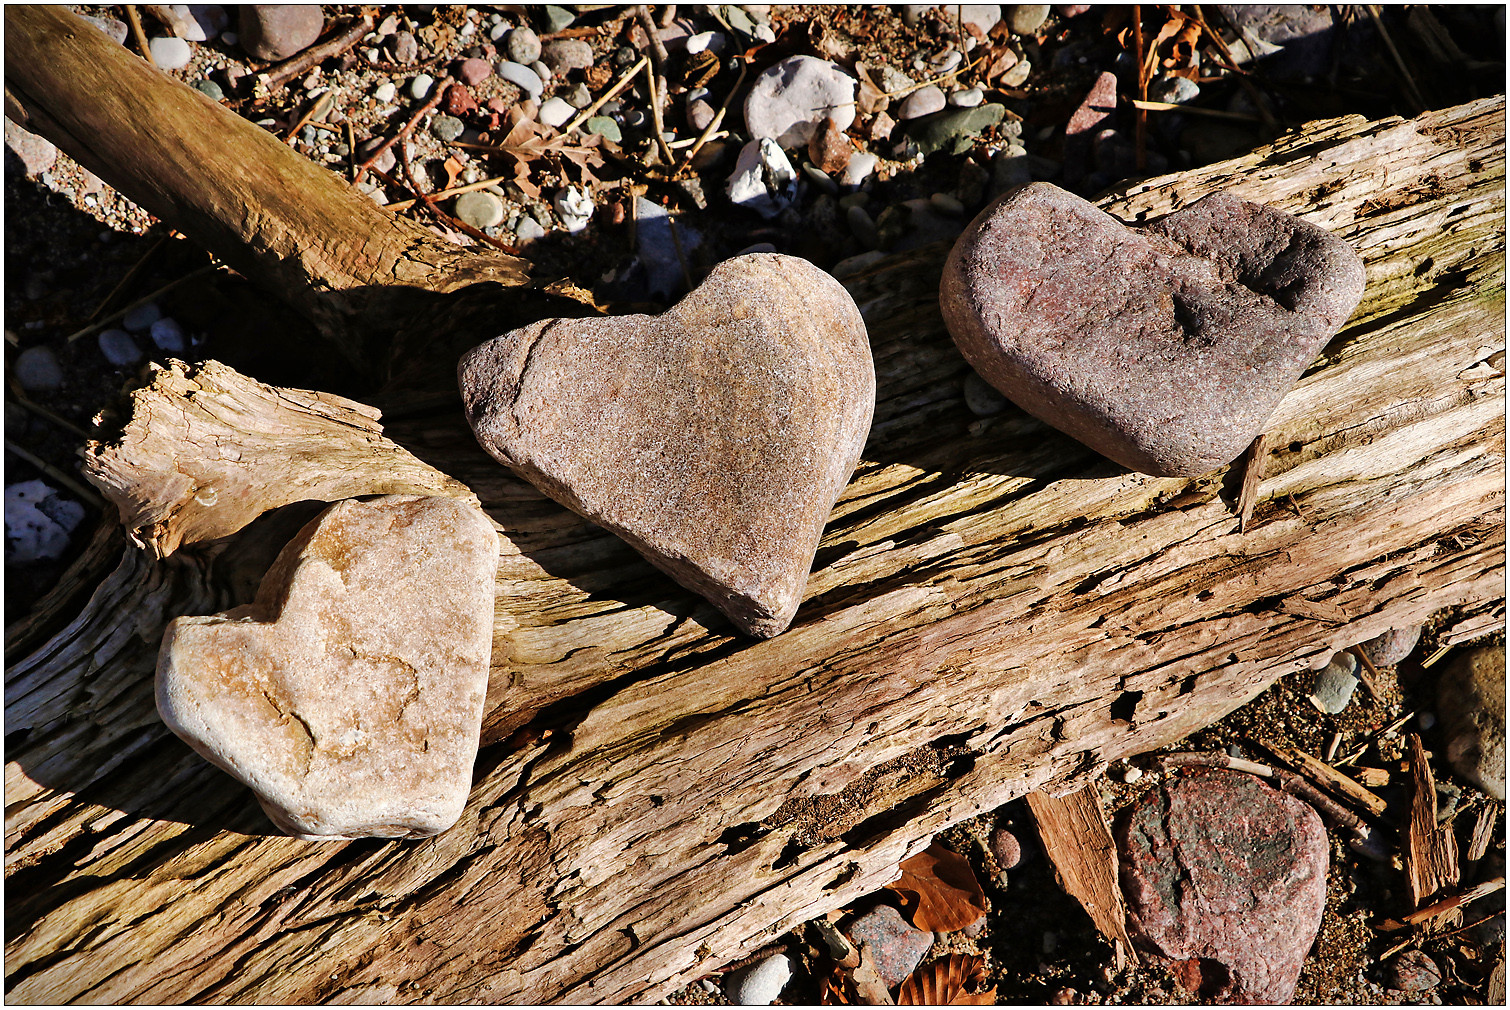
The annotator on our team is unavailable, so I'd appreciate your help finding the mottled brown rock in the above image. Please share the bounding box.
[459,253,874,637]
[1117,770,1328,1004]
[1437,645,1506,799]
[941,182,1366,477]
[157,495,499,839]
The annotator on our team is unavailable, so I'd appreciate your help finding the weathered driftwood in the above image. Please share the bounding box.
[3,6,1504,1003]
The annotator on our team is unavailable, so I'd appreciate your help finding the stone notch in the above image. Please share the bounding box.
[459,253,875,638]
[157,495,499,839]
[940,182,1366,477]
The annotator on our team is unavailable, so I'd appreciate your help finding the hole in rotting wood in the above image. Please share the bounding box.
[718,821,768,854]
[772,835,805,871]
[1110,690,1143,724]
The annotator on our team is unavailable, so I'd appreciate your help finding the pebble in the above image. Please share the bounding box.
[726,138,798,219]
[158,496,499,838]
[4,121,58,178]
[123,301,163,332]
[5,480,85,564]
[898,85,947,120]
[1358,625,1422,667]
[808,116,852,174]
[1437,645,1505,799]
[505,26,542,65]
[150,317,187,353]
[803,165,838,196]
[930,192,965,216]
[687,97,716,132]
[553,186,593,233]
[193,78,225,101]
[428,114,463,142]
[98,328,143,367]
[846,905,933,987]
[991,145,1031,192]
[1063,70,1118,187]
[722,953,791,1006]
[744,55,857,149]
[391,30,418,65]
[990,822,1026,867]
[15,346,63,392]
[457,57,492,86]
[565,83,593,109]
[962,370,1009,418]
[904,103,1005,156]
[541,6,576,34]
[357,137,395,174]
[1007,4,1051,34]
[938,183,1365,477]
[488,21,509,42]
[454,191,505,229]
[585,116,621,143]
[514,216,547,243]
[1386,950,1442,993]
[1150,74,1201,105]
[950,87,986,107]
[537,97,575,129]
[373,80,397,103]
[149,36,193,71]
[1002,57,1032,87]
[1117,770,1328,1003]
[830,250,887,278]
[238,4,323,61]
[847,205,880,250]
[541,39,593,73]
[840,151,878,188]
[458,253,874,638]
[1310,652,1360,715]
[531,60,554,86]
[409,73,437,102]
[83,13,130,45]
[496,60,543,98]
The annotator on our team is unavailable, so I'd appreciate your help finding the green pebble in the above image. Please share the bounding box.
[193,79,225,101]
[541,6,575,33]
[905,104,1007,156]
[585,116,621,143]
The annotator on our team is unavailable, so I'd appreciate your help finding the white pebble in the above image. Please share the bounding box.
[373,80,397,103]
[150,317,187,353]
[686,31,717,54]
[409,74,436,101]
[98,328,143,367]
[840,151,878,188]
[537,97,575,129]
[5,480,85,564]
[459,19,477,37]
[496,60,543,97]
[122,301,162,331]
[149,35,192,70]
[489,21,509,41]
[515,217,546,243]
[950,87,986,107]
[553,185,593,233]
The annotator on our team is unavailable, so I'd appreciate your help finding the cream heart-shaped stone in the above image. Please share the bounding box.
[941,183,1366,477]
[459,253,875,637]
[157,495,498,839]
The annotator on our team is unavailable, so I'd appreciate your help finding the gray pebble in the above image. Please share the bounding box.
[15,346,63,392]
[564,83,593,109]
[541,6,576,33]
[538,97,575,129]
[1007,4,1052,34]
[847,204,880,250]
[496,60,543,98]
[897,84,946,121]
[687,97,716,132]
[193,78,225,101]
[455,191,506,229]
[392,30,418,64]
[506,26,542,65]
[802,164,838,195]
[98,328,143,367]
[585,116,621,142]
[150,317,186,353]
[489,20,509,42]
[149,36,193,71]
[430,114,465,142]
[964,370,1009,417]
[930,192,965,216]
[1150,75,1200,105]
[1357,625,1422,667]
[541,38,593,73]
[83,14,130,45]
[515,216,547,243]
[358,137,395,175]
[1310,652,1360,715]
[950,87,986,108]
[409,73,436,101]
[123,301,162,332]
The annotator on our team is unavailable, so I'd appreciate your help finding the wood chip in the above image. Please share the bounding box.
[1026,783,1139,967]
[1389,877,1506,930]
[1237,431,1267,533]
[1466,802,1500,866]
[1357,766,1391,788]
[1406,733,1460,911]
[1257,736,1388,817]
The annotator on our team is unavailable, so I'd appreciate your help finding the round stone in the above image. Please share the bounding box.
[430,115,464,142]
[455,191,505,229]
[457,57,492,86]
[14,346,63,392]
[506,26,541,65]
[122,301,162,332]
[149,36,192,71]
[897,85,946,121]
[409,74,436,102]
[150,317,187,352]
[964,371,1008,416]
[98,328,143,367]
[538,97,575,129]
[193,78,225,101]
[950,87,986,108]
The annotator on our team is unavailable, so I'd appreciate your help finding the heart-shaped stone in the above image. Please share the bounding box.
[157,495,498,839]
[459,253,875,638]
[941,182,1365,476]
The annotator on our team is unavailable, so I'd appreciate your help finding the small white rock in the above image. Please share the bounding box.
[553,185,593,233]
[726,138,798,218]
[409,74,436,101]
[515,217,547,243]
[538,97,575,129]
[149,36,193,71]
[686,30,718,54]
[373,80,397,103]
[840,151,879,188]
[950,87,986,107]
[495,60,544,98]
[723,954,792,1006]
[6,480,85,563]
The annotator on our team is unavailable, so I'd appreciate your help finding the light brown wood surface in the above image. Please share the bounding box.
[4,5,1505,1003]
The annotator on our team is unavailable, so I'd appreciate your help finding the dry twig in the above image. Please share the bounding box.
[353,76,452,186]
[261,15,374,92]
[123,5,156,68]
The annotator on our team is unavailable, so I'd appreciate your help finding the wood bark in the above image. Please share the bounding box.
[1025,786,1136,966]
[3,6,1505,1003]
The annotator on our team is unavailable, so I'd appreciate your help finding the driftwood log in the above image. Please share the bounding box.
[5,7,1506,1004]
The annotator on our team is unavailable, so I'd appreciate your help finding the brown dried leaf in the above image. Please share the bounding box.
[885,842,988,933]
[897,954,997,1006]
[441,155,465,190]
[852,941,897,1005]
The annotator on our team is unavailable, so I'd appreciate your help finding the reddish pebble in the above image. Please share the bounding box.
[990,824,1026,869]
[444,83,478,117]
[808,116,852,175]
[457,58,492,86]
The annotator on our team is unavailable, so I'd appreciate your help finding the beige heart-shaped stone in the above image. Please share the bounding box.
[157,495,498,839]
[459,253,875,637]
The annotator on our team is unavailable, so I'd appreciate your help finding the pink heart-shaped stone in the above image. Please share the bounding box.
[460,253,875,637]
[941,183,1365,476]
